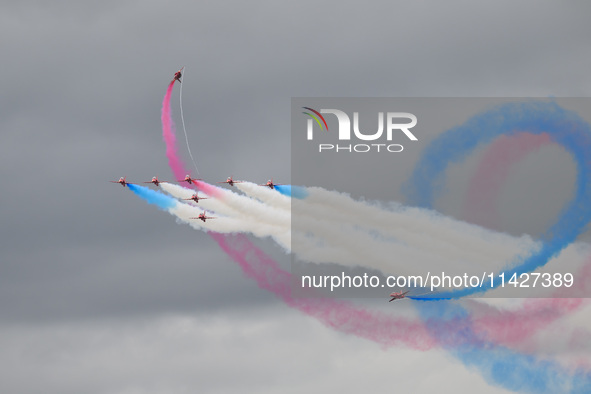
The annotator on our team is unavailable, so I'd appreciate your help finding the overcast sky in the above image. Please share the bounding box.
[1,1,591,393]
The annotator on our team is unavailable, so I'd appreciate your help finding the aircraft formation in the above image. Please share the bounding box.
[112,69,409,303]
[112,175,282,190]
[111,174,412,303]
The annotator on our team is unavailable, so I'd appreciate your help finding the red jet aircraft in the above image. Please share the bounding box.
[173,67,184,83]
[388,290,409,302]
[191,211,216,222]
[178,175,201,185]
[144,176,161,187]
[260,179,283,189]
[218,176,242,187]
[183,193,208,203]
[110,176,129,187]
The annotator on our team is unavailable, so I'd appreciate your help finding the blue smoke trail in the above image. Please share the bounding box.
[403,101,591,300]
[416,301,591,393]
[275,185,309,199]
[407,100,591,392]
[127,184,177,210]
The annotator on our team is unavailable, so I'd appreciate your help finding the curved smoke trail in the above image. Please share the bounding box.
[409,110,591,392]
[405,101,591,300]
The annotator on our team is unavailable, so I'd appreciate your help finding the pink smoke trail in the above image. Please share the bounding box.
[161,80,436,350]
[472,260,591,349]
[211,232,435,350]
[162,81,224,199]
[162,81,187,178]
[469,298,584,349]
[463,132,551,230]
[463,131,589,349]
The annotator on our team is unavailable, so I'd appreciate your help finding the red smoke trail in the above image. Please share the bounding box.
[161,79,436,350]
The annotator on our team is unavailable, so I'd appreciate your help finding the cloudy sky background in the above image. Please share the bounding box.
[2,1,591,393]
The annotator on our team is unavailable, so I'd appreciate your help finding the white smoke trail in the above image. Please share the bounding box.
[160,182,291,248]
[178,66,201,176]
[161,183,239,217]
[157,181,587,284]
[161,183,461,274]
[300,187,539,264]
[170,202,290,246]
[237,182,537,270]
[161,182,290,228]
[292,187,586,281]
[236,182,291,211]
[236,183,531,275]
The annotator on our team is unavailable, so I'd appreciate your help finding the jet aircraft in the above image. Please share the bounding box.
[389,290,409,302]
